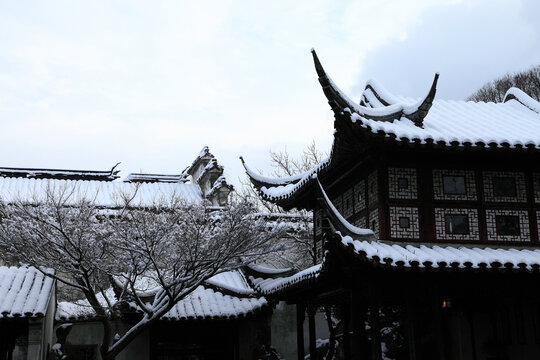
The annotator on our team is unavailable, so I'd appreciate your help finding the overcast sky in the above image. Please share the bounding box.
[1,0,539,187]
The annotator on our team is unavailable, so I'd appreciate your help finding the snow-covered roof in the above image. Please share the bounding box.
[0,177,203,207]
[241,155,330,206]
[0,266,55,318]
[248,264,322,295]
[205,176,234,198]
[123,173,189,184]
[204,270,255,296]
[349,96,540,148]
[161,285,266,321]
[340,234,540,271]
[314,49,540,148]
[57,270,267,321]
[184,146,214,176]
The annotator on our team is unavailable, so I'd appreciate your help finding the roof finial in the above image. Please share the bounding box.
[110,162,121,176]
[404,73,439,127]
[311,49,329,80]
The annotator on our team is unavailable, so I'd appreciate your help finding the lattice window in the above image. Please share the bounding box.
[388,168,417,199]
[435,208,480,241]
[332,194,343,215]
[433,170,477,201]
[353,180,366,213]
[369,209,379,238]
[389,207,420,239]
[537,211,540,241]
[483,172,527,203]
[485,209,530,242]
[534,174,540,203]
[354,217,367,229]
[315,209,323,236]
[342,188,354,219]
[367,171,378,206]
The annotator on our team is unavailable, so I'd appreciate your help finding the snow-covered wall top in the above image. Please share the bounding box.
[0,177,203,207]
[0,266,54,318]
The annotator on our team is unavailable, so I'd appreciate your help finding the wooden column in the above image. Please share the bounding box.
[370,303,382,360]
[405,296,417,360]
[341,302,351,359]
[308,304,317,360]
[351,287,370,359]
[296,303,305,360]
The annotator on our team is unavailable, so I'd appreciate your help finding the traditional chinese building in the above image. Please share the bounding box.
[244,50,540,360]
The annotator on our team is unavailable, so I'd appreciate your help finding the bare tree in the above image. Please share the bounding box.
[0,183,283,360]
[467,65,540,102]
[239,141,327,268]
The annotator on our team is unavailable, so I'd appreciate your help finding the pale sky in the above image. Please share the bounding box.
[1,0,539,188]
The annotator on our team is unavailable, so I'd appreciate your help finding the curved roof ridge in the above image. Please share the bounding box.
[239,156,308,187]
[311,49,438,127]
[504,87,540,114]
[363,78,401,106]
[316,179,375,238]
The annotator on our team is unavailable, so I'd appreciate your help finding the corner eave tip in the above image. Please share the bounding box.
[311,49,327,79]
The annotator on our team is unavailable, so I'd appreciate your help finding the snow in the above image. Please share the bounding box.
[241,158,308,185]
[0,266,54,318]
[349,98,540,148]
[184,146,212,175]
[504,87,540,114]
[317,179,374,236]
[364,79,401,105]
[204,270,255,296]
[249,263,322,295]
[0,167,119,181]
[196,158,223,183]
[123,173,189,183]
[340,234,540,270]
[0,177,203,207]
[206,176,234,197]
[162,285,266,320]
[246,264,294,275]
[245,155,331,201]
[344,76,540,148]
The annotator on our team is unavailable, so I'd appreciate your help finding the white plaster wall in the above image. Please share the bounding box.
[271,302,330,360]
[56,321,149,360]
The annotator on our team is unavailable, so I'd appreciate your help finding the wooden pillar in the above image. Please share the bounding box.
[406,296,417,360]
[351,288,370,359]
[296,303,305,360]
[341,302,351,360]
[308,304,317,360]
[370,304,382,360]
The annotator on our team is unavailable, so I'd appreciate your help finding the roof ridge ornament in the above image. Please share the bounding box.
[504,87,540,114]
[403,73,439,128]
